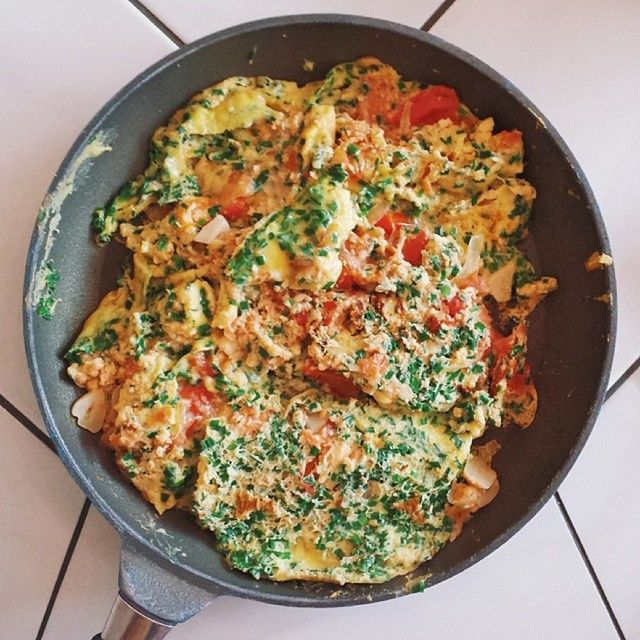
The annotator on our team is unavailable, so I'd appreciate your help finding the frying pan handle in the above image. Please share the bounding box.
[93,594,172,640]
[93,537,219,639]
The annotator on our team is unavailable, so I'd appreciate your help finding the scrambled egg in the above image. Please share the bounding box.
[66,58,556,584]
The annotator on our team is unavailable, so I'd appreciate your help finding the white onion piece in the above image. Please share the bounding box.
[458,234,484,279]
[194,215,230,244]
[367,201,388,225]
[306,411,327,433]
[473,479,500,511]
[447,482,482,509]
[71,389,106,433]
[485,260,516,302]
[463,454,497,490]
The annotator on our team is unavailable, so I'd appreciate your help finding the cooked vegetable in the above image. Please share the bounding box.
[463,454,497,490]
[71,389,106,433]
[193,214,230,244]
[408,85,461,126]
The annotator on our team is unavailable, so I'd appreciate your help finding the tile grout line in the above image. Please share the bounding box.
[554,493,627,640]
[564,351,640,634]
[0,392,55,454]
[605,353,640,402]
[421,0,458,31]
[34,498,91,640]
[128,0,185,46]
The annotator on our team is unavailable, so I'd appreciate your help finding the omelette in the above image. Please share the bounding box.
[66,58,556,584]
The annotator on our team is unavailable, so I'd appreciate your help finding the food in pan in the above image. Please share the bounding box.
[66,58,556,584]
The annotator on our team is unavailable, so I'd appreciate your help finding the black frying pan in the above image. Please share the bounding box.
[23,15,615,639]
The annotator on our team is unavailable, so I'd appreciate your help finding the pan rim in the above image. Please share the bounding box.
[23,12,616,606]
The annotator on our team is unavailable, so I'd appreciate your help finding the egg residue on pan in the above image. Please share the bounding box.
[66,58,557,584]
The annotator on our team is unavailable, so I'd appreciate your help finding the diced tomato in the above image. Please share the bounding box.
[220,198,249,222]
[302,360,361,399]
[507,365,531,395]
[402,230,427,266]
[488,329,511,385]
[375,212,427,266]
[284,146,299,172]
[426,316,441,333]
[179,383,218,438]
[490,328,516,360]
[409,86,460,127]
[493,129,522,149]
[301,480,316,495]
[375,212,412,237]
[446,295,465,318]
[346,170,363,189]
[304,456,320,478]
[336,269,354,290]
[292,311,309,328]
[322,300,338,325]
[375,213,395,236]
[488,323,528,394]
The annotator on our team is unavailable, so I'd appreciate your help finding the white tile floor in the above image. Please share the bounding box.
[0,413,85,638]
[560,369,640,637]
[139,0,442,41]
[3,1,638,639]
